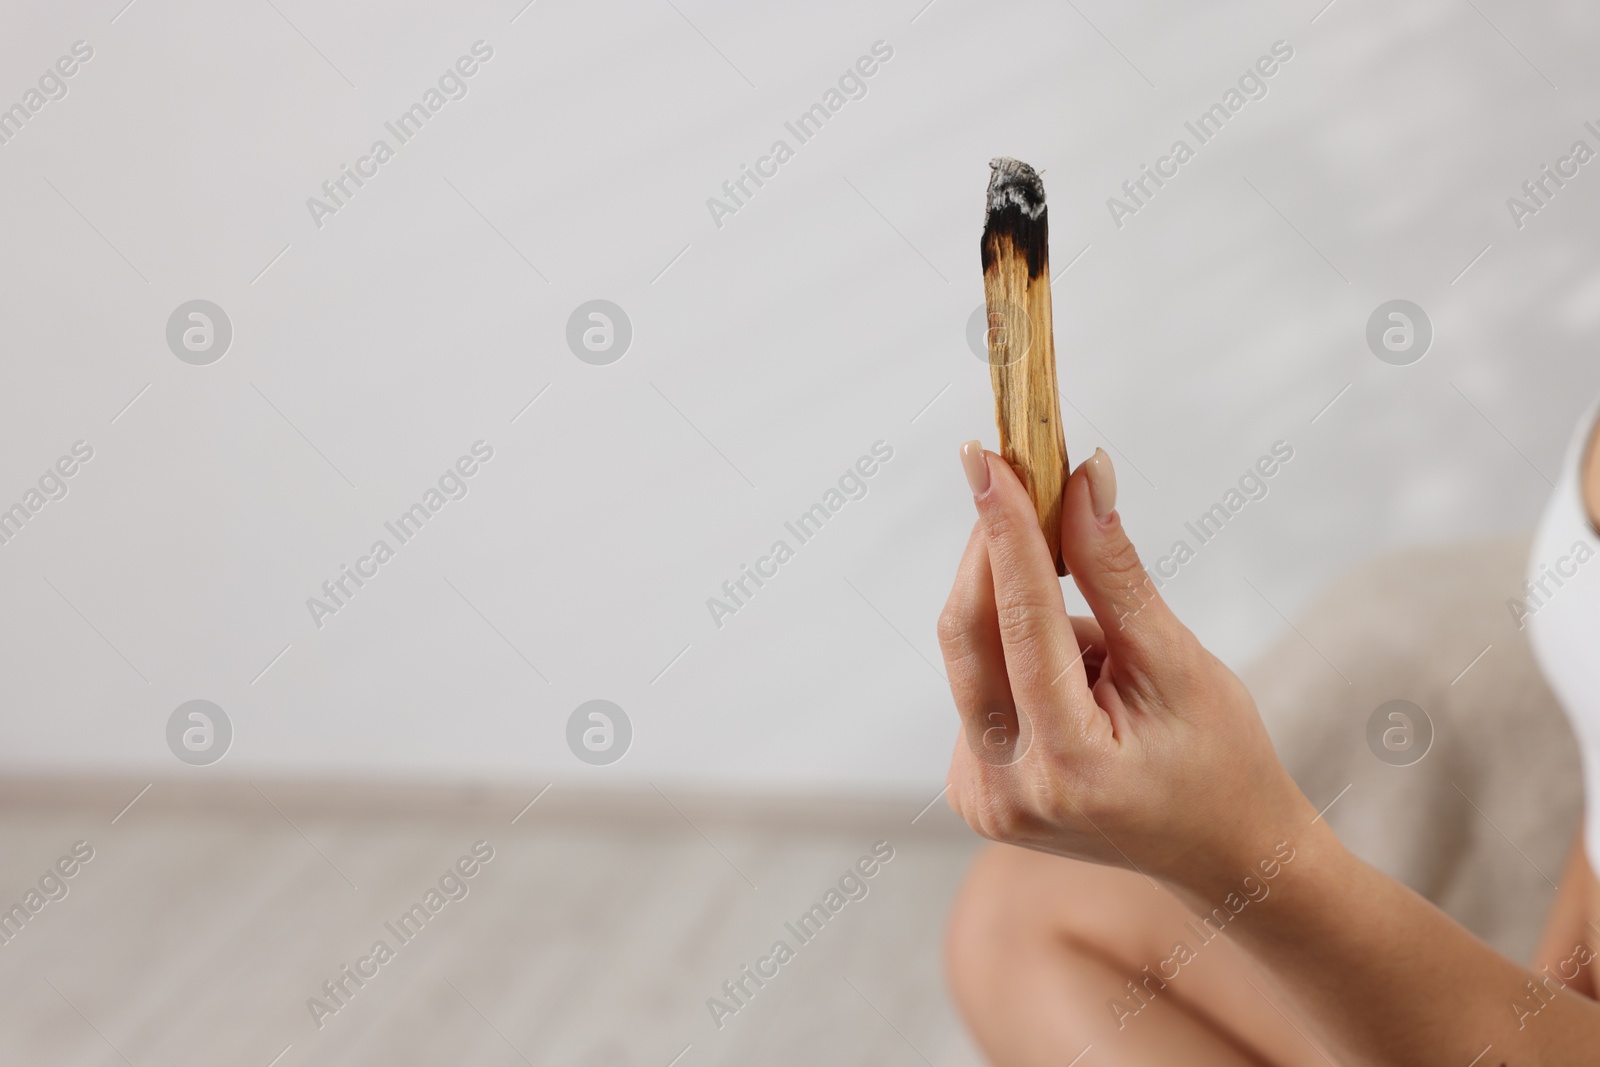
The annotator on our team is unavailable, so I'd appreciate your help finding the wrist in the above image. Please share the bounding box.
[1165,788,1344,917]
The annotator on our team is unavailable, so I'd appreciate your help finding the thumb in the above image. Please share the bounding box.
[1059,449,1184,675]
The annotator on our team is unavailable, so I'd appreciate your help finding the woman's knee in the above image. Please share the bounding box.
[947,845,1044,1022]
[947,846,1090,995]
[946,844,1181,998]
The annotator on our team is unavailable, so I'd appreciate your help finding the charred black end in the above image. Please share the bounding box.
[982,157,1049,279]
[982,203,1049,279]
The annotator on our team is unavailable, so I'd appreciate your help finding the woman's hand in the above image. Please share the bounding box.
[936,442,1318,898]
[939,441,1600,1066]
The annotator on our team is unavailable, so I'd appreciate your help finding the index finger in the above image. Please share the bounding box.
[965,444,1096,727]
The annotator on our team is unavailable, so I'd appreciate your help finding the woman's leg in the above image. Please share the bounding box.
[946,844,1335,1066]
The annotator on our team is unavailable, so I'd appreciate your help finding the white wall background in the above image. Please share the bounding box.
[1,0,1596,791]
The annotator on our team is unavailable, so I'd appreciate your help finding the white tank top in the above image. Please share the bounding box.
[1526,397,1600,868]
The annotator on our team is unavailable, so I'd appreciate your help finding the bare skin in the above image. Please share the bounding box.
[948,836,1600,1066]
[938,435,1600,1066]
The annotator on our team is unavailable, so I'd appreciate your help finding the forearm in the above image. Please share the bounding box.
[1532,823,1599,1001]
[1179,819,1600,1065]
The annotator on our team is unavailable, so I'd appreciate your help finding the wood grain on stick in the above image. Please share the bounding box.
[981,157,1069,575]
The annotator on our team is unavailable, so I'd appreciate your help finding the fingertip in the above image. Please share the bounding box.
[1059,450,1176,656]
[959,440,990,497]
[1060,457,1095,539]
[1084,448,1117,522]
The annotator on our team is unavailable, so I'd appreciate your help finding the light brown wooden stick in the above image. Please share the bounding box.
[982,157,1069,576]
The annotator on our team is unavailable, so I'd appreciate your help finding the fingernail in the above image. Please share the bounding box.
[1084,448,1117,521]
[960,440,990,496]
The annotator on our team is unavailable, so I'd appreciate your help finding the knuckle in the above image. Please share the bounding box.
[970,795,1027,844]
[935,606,969,652]
[993,594,1056,646]
[1095,530,1150,588]
[971,809,1008,843]
[945,784,964,817]
[977,499,1020,543]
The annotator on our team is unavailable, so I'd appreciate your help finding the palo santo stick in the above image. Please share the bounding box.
[982,157,1069,576]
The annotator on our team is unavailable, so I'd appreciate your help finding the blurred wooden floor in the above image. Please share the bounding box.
[0,779,989,1067]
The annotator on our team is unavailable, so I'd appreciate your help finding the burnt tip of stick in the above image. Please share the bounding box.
[986,157,1046,218]
[983,157,1048,278]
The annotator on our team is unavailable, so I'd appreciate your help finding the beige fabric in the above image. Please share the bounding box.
[1243,536,1582,962]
